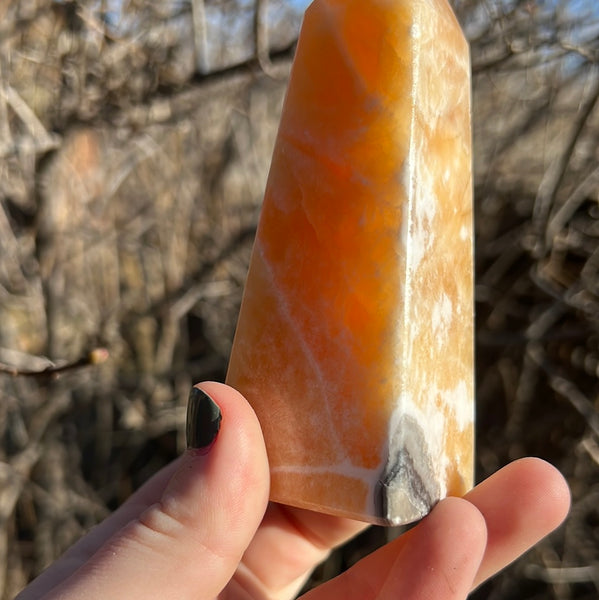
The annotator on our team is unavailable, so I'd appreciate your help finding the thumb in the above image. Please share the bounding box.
[48,382,270,600]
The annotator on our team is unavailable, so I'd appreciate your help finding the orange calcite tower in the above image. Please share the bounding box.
[226,0,474,525]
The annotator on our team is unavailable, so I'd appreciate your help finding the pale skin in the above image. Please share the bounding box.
[18,382,571,600]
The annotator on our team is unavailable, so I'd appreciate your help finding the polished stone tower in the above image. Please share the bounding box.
[227,0,474,525]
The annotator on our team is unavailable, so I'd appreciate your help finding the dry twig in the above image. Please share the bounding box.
[0,349,108,380]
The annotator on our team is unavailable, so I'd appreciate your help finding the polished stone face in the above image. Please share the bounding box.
[226,0,473,526]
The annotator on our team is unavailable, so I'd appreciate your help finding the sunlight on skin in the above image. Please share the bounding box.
[16,383,570,600]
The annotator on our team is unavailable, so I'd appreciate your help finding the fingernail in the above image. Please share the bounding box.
[186,387,222,452]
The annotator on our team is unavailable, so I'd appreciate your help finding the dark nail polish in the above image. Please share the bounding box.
[186,388,222,451]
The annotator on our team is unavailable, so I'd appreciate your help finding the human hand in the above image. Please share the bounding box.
[17,381,570,600]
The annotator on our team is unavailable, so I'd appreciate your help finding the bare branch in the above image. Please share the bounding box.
[532,68,599,257]
[0,348,108,380]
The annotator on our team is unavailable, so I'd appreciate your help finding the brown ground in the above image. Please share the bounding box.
[0,1,598,598]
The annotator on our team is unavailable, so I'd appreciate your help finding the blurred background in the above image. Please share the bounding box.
[0,0,598,597]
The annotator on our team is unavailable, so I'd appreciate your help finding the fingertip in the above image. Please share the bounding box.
[171,381,270,525]
[510,457,571,522]
[468,457,571,532]
[193,381,269,491]
[467,457,571,587]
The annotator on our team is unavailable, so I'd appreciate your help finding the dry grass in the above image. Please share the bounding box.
[0,1,598,598]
